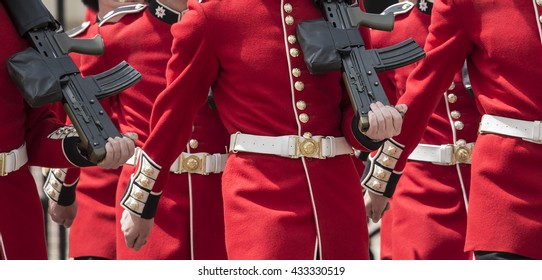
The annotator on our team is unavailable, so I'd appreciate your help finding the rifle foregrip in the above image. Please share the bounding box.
[54,33,104,56]
[347,7,394,31]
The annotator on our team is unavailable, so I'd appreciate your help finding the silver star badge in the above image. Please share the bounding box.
[155,6,166,18]
[419,0,428,12]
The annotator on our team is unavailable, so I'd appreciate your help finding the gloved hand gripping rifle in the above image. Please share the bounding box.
[2,0,141,163]
[297,0,425,132]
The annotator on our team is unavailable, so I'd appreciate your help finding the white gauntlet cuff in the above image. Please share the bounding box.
[120,148,162,219]
[361,139,404,197]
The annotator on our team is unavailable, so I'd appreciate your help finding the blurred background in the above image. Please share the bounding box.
[43,0,87,30]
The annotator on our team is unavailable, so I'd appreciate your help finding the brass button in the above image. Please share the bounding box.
[47,188,55,197]
[292,68,301,77]
[540,15,542,23]
[376,170,386,180]
[294,81,305,91]
[130,201,139,211]
[139,177,150,188]
[285,15,294,25]
[290,48,299,58]
[287,35,297,45]
[454,121,465,130]
[54,169,63,178]
[302,132,312,138]
[134,191,144,200]
[537,0,542,6]
[189,139,199,149]
[448,82,456,91]
[284,3,293,13]
[143,166,154,177]
[299,113,309,123]
[382,156,392,167]
[447,93,457,104]
[296,100,307,110]
[371,180,381,190]
[51,180,59,188]
[451,110,461,119]
[386,146,397,156]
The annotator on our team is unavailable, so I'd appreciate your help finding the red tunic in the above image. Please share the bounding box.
[372,0,542,259]
[82,4,229,259]
[0,3,79,260]
[137,0,374,259]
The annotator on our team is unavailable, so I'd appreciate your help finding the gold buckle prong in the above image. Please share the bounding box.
[0,153,7,177]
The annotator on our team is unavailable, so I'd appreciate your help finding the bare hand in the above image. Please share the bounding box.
[120,209,154,251]
[364,190,390,223]
[97,132,138,169]
[48,200,78,228]
[363,102,407,141]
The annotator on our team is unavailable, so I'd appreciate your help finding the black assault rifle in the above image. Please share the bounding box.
[2,0,141,163]
[297,0,425,131]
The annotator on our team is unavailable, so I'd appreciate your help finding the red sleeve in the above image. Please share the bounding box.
[392,0,471,172]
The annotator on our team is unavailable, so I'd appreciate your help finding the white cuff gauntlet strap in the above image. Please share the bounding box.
[43,168,78,206]
[49,125,94,167]
[361,139,404,198]
[121,149,162,219]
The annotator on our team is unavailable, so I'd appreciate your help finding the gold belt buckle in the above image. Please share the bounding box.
[453,140,472,164]
[180,154,207,175]
[0,153,6,176]
[297,136,323,159]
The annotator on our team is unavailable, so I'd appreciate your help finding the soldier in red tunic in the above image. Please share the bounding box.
[109,0,229,260]
[0,2,135,260]
[370,0,479,260]
[120,0,406,260]
[363,0,542,260]
[49,0,229,260]
[46,0,147,260]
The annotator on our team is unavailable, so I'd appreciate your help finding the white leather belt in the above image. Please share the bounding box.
[229,132,353,159]
[408,142,474,165]
[479,114,542,144]
[126,149,227,175]
[0,142,28,176]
